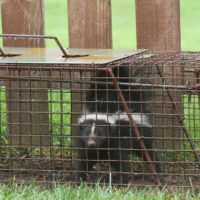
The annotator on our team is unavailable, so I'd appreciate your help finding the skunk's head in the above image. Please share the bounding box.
[78,114,114,148]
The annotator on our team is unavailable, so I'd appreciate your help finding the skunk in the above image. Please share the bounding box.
[75,66,162,184]
[85,66,152,113]
[75,113,113,182]
[75,112,162,184]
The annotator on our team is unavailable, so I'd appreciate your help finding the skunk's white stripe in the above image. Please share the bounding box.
[90,123,96,136]
[78,112,151,127]
[78,113,115,124]
[110,112,151,127]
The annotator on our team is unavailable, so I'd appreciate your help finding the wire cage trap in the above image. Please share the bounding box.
[0,35,199,188]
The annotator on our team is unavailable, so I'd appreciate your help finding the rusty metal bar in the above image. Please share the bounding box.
[0,75,195,91]
[0,34,68,57]
[156,66,200,165]
[189,83,200,91]
[0,48,5,57]
[0,34,88,58]
[0,47,21,57]
[106,68,162,186]
[116,82,200,91]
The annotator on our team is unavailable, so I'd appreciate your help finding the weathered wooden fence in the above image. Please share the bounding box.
[1,0,180,49]
[0,0,180,146]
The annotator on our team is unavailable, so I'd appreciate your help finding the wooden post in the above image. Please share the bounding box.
[1,0,44,47]
[67,0,112,134]
[135,0,182,150]
[135,0,180,51]
[1,0,50,146]
[68,0,112,48]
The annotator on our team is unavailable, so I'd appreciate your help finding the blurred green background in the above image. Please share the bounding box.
[43,0,200,50]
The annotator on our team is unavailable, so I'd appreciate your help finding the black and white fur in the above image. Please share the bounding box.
[85,66,152,113]
[75,66,162,184]
[75,112,162,184]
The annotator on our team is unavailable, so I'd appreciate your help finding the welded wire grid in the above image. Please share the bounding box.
[0,52,199,189]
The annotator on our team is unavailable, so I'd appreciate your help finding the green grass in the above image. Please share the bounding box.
[111,1,136,49]
[0,88,72,147]
[48,89,71,146]
[180,0,200,50]
[44,0,68,48]
[0,87,7,145]
[183,95,200,157]
[0,183,199,200]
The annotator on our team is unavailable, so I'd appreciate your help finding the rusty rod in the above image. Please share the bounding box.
[107,68,162,186]
[0,34,70,57]
[0,34,89,58]
[189,83,200,91]
[0,48,6,57]
[0,74,199,93]
[156,66,200,165]
[116,82,199,91]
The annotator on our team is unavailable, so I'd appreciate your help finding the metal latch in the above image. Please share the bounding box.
[0,34,88,58]
[0,47,21,57]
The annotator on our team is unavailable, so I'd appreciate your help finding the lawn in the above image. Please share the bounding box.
[0,183,199,200]
[180,0,200,50]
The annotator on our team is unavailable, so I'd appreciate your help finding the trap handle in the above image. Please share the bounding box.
[0,34,73,58]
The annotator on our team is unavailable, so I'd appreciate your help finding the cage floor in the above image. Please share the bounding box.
[0,158,199,189]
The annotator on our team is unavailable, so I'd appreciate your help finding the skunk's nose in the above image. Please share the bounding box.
[87,139,97,148]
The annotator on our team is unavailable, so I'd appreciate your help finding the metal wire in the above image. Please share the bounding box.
[0,51,199,189]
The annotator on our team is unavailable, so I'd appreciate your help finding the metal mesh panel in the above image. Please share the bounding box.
[0,52,199,188]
